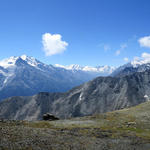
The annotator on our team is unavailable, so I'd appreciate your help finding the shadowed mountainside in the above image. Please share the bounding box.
[1,70,150,120]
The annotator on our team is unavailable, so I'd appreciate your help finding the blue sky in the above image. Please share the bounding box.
[0,0,150,67]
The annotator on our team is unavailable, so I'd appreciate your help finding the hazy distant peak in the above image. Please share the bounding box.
[55,64,115,74]
[55,64,82,71]
[131,53,150,67]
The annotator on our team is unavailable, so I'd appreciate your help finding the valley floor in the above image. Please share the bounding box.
[1,102,150,150]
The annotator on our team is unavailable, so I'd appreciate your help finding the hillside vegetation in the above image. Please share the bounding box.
[1,101,150,150]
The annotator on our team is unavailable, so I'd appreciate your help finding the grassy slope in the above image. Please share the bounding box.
[1,101,150,150]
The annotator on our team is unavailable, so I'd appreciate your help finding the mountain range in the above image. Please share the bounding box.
[1,68,150,120]
[55,64,115,76]
[0,55,115,101]
[111,57,150,77]
[1,55,150,120]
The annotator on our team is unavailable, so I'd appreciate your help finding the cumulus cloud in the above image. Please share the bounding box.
[138,36,150,48]
[124,57,129,62]
[115,43,127,56]
[42,33,68,56]
[131,52,150,66]
[141,52,150,60]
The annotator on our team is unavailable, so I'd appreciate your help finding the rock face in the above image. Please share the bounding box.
[0,70,150,120]
[43,113,59,121]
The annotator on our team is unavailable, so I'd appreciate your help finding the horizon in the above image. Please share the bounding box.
[0,0,150,67]
[1,54,150,69]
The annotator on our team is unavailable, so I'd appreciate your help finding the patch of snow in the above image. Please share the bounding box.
[20,55,40,67]
[144,95,148,98]
[144,95,150,101]
[79,92,83,101]
[55,64,66,68]
[20,54,27,60]
[0,56,18,68]
[3,76,9,84]
[3,73,14,84]
[0,70,6,75]
[82,66,98,72]
[62,64,82,70]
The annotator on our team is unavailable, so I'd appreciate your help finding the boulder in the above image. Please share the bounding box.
[126,122,136,127]
[43,113,59,121]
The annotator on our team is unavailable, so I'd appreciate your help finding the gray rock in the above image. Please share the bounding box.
[1,70,150,120]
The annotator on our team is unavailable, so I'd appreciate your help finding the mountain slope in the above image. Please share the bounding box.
[1,69,150,120]
[0,55,114,101]
[1,101,150,150]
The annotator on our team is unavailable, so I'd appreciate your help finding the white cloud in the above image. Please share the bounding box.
[141,52,150,60]
[42,33,68,56]
[115,43,127,56]
[138,36,150,48]
[124,57,129,62]
[131,52,150,66]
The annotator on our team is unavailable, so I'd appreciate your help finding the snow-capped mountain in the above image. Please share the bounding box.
[1,68,150,120]
[111,58,150,77]
[0,55,114,101]
[55,64,115,75]
[0,55,40,69]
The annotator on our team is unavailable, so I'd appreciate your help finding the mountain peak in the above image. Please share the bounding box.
[0,56,18,68]
[20,54,28,60]
[19,55,40,67]
[0,55,40,68]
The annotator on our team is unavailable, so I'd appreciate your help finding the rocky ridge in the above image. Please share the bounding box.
[1,69,150,120]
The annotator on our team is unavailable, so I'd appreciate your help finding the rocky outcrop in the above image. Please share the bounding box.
[43,113,59,121]
[1,70,150,120]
